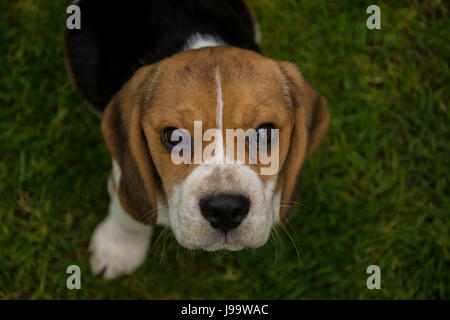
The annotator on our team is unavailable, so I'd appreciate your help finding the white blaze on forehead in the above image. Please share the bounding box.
[214,67,225,163]
[215,67,223,132]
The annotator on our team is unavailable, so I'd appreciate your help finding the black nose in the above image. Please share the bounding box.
[199,194,250,233]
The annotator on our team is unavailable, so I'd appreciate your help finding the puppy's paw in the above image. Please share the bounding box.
[89,215,152,280]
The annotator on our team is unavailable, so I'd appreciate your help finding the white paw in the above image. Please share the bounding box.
[89,214,152,280]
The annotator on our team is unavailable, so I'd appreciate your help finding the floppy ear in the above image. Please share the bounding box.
[102,65,161,225]
[277,61,329,218]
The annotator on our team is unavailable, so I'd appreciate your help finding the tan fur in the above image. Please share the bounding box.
[141,48,293,193]
[277,61,329,219]
[102,65,161,224]
[103,46,328,225]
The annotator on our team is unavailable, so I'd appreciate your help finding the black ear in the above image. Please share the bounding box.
[102,65,161,224]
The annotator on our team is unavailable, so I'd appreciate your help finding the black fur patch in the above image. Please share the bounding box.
[65,0,260,112]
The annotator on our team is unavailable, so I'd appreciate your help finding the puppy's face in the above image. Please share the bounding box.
[102,47,329,251]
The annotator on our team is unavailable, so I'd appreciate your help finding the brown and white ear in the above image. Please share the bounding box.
[277,61,329,218]
[102,65,161,225]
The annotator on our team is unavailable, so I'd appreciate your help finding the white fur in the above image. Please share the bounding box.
[183,33,226,51]
[89,160,153,279]
[168,163,277,250]
[214,67,225,163]
[112,159,121,187]
[248,5,262,45]
[272,187,282,225]
[215,67,224,133]
[156,193,170,226]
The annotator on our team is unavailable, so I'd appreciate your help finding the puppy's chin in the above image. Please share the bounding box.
[203,242,245,252]
[179,237,259,252]
[172,222,272,251]
[202,237,270,251]
[169,210,273,251]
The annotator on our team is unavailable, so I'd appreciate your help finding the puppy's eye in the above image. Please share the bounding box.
[256,123,276,146]
[161,127,183,150]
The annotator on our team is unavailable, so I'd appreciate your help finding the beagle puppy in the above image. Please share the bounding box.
[65,0,329,279]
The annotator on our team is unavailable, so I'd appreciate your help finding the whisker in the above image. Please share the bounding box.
[159,228,175,263]
[140,208,158,224]
[141,205,169,224]
[279,201,311,211]
[148,225,170,256]
[278,221,301,264]
[269,229,279,266]
[279,213,301,244]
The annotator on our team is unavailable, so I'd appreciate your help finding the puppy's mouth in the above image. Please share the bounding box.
[203,242,245,252]
[197,229,248,251]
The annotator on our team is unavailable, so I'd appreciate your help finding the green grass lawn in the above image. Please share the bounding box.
[0,0,448,299]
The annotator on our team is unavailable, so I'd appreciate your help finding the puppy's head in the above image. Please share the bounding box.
[102,47,329,251]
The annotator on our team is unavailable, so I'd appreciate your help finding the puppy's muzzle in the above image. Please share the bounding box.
[199,194,250,233]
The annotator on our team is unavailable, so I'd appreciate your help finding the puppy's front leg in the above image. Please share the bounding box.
[89,176,153,279]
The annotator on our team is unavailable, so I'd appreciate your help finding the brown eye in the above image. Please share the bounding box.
[256,123,276,146]
[246,123,277,152]
[161,127,182,150]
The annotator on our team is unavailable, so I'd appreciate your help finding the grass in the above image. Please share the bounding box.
[0,0,448,299]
